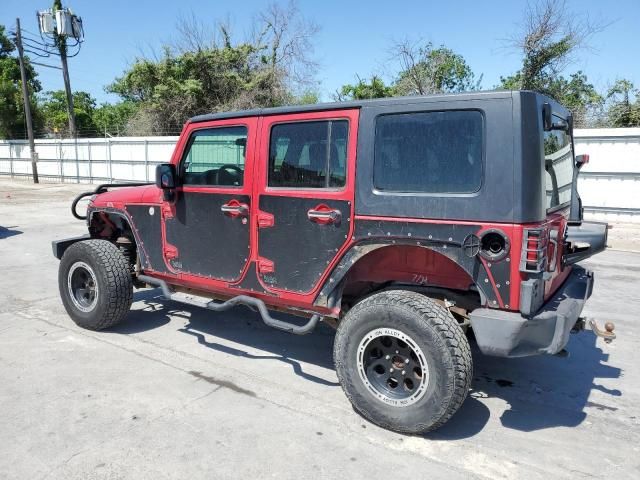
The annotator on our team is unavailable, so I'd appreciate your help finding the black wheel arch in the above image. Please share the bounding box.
[314,240,498,312]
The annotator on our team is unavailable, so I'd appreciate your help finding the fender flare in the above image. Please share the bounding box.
[87,207,149,266]
[314,239,509,310]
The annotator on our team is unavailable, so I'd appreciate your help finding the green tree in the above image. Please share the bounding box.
[499,0,606,126]
[606,79,640,127]
[292,89,320,105]
[393,41,481,96]
[107,2,319,135]
[39,90,97,136]
[501,70,603,127]
[0,24,42,139]
[92,101,139,136]
[337,76,395,101]
[107,42,276,134]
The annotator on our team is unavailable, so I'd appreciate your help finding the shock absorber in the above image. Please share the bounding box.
[116,236,136,274]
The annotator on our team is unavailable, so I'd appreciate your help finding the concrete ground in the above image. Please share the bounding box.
[0,179,638,479]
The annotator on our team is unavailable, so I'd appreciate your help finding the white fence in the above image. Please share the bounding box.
[1,128,639,223]
[0,136,179,184]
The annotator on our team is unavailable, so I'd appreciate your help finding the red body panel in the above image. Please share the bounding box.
[88,109,571,318]
[345,245,473,290]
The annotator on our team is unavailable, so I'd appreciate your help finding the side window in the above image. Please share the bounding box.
[543,121,573,209]
[268,120,348,188]
[373,111,483,194]
[181,126,247,187]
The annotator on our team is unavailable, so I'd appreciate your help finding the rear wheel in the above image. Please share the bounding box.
[58,239,133,330]
[334,290,472,433]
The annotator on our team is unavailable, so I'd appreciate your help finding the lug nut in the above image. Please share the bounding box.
[390,368,394,373]
[401,370,406,375]
[385,355,390,360]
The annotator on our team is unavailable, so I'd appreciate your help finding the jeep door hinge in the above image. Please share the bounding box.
[161,203,175,219]
[257,257,275,274]
[257,212,274,228]
[164,244,179,260]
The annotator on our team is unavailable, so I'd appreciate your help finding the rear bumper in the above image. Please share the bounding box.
[469,266,594,357]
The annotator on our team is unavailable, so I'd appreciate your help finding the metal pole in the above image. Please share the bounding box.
[15,18,39,183]
[107,139,112,182]
[9,142,14,179]
[74,137,79,183]
[60,53,76,138]
[58,138,64,182]
[53,1,77,139]
[88,140,92,182]
[144,139,149,182]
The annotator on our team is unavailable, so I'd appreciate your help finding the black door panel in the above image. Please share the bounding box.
[165,191,250,281]
[258,195,350,293]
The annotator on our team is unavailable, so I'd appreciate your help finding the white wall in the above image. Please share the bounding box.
[574,128,640,223]
[1,128,639,222]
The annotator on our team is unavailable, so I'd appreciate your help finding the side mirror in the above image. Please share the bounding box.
[156,163,176,189]
[155,164,177,201]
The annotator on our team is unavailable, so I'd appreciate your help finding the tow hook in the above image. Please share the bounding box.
[586,318,616,344]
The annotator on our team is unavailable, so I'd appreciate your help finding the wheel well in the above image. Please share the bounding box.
[338,245,482,314]
[89,211,138,272]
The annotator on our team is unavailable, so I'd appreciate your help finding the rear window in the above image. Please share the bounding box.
[544,122,573,210]
[373,110,483,193]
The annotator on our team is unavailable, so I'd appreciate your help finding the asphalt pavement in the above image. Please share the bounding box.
[1,179,638,479]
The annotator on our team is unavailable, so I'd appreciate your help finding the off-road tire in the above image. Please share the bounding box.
[334,290,472,434]
[58,239,133,330]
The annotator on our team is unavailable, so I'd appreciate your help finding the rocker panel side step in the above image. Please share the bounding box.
[137,275,321,335]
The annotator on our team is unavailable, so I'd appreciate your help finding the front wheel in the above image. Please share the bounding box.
[334,290,472,434]
[58,239,133,330]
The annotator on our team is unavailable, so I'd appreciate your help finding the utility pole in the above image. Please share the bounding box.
[14,18,39,183]
[53,0,77,138]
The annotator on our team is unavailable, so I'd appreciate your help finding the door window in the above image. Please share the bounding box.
[181,126,248,186]
[268,120,348,188]
[543,122,573,210]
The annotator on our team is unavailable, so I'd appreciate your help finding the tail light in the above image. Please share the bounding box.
[520,228,548,273]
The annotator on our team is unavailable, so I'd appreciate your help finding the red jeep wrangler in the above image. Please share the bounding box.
[53,91,610,433]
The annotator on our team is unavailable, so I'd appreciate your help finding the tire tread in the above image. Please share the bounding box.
[334,290,472,433]
[59,239,133,330]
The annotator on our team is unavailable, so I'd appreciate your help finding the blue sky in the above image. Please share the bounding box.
[2,0,639,104]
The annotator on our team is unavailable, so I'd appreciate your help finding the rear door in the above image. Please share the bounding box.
[255,110,358,295]
[543,117,573,297]
[162,118,257,282]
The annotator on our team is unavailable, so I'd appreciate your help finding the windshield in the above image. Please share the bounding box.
[544,119,573,210]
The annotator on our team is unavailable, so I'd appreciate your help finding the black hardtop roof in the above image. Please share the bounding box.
[189,90,541,124]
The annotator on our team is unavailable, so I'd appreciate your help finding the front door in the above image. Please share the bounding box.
[163,118,257,282]
[255,110,359,295]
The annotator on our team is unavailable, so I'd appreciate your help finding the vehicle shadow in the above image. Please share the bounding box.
[113,289,339,387]
[0,226,23,239]
[427,330,621,440]
[117,290,622,439]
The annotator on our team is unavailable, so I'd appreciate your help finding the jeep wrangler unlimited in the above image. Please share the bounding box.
[53,91,611,433]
